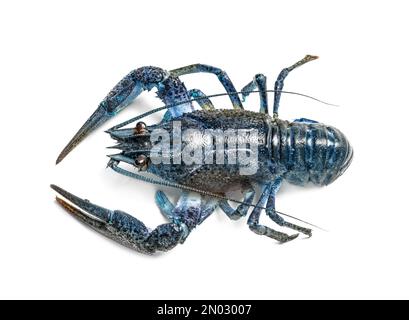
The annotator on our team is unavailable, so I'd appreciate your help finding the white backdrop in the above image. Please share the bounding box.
[1,0,408,299]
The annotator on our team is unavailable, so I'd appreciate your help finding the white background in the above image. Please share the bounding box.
[1,0,408,299]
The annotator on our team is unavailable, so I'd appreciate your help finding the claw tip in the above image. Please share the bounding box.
[50,184,62,194]
[56,152,66,165]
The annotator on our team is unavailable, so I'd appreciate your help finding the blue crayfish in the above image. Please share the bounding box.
[51,55,353,254]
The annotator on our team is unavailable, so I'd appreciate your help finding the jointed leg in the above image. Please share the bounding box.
[241,74,269,113]
[155,190,218,225]
[170,64,243,110]
[155,190,175,220]
[273,55,318,116]
[197,198,219,224]
[264,178,312,237]
[247,180,298,243]
[220,183,255,220]
[162,87,215,121]
[188,89,215,110]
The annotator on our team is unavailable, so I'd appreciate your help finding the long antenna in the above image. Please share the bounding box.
[108,89,338,131]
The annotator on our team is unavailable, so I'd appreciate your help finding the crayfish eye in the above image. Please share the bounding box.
[135,122,147,134]
[135,154,148,170]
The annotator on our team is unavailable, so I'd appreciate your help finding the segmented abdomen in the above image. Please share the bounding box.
[271,119,353,186]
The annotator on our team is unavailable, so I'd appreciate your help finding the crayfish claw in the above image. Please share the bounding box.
[50,184,191,254]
